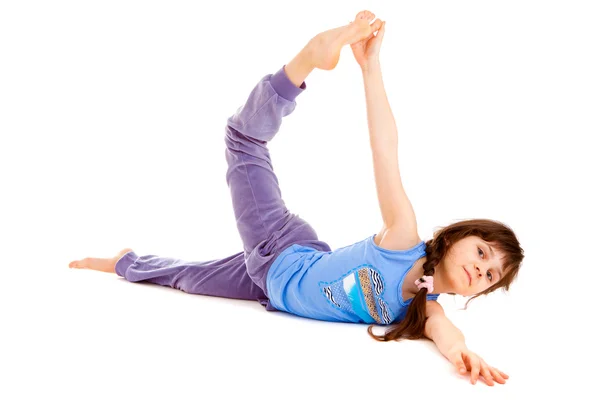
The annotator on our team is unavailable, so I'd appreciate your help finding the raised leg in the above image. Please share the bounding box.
[224,65,305,255]
[224,12,381,294]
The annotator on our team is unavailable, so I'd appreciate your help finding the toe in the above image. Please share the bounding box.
[356,10,374,21]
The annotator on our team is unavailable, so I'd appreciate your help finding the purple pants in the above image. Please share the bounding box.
[115,65,332,310]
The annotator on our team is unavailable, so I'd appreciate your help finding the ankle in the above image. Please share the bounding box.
[284,46,315,88]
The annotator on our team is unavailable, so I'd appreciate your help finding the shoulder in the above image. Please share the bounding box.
[373,226,422,251]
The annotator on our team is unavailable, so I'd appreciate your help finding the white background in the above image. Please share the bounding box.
[1,0,599,398]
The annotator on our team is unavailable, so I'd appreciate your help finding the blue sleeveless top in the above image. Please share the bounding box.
[266,234,439,324]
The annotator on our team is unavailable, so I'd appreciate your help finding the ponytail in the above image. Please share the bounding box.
[367,258,437,341]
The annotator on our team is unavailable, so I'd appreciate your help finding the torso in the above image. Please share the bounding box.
[374,228,426,302]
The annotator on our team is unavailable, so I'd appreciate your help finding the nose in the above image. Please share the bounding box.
[475,265,482,278]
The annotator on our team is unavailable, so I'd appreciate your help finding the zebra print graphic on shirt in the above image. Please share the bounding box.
[368,268,384,295]
[319,266,396,324]
[378,297,392,324]
[323,286,340,308]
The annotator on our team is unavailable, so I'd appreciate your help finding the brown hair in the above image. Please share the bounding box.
[367,218,524,342]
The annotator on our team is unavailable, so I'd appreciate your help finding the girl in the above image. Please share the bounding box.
[69,11,524,386]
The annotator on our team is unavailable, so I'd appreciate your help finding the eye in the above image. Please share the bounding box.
[486,271,493,281]
[478,247,484,258]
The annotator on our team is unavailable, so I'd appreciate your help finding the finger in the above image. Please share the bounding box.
[377,21,386,38]
[371,18,383,31]
[462,352,472,376]
[497,369,510,379]
[489,367,507,384]
[479,361,495,386]
[470,358,480,385]
[489,366,509,380]
[453,356,467,375]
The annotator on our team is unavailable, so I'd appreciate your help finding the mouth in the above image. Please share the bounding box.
[463,267,472,286]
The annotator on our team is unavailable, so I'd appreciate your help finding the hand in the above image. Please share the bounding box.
[350,19,385,71]
[446,343,510,386]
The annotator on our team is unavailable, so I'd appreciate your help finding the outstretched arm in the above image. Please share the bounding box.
[424,301,510,385]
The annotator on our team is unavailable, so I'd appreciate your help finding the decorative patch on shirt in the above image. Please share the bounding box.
[320,266,393,324]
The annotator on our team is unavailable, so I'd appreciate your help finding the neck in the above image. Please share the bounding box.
[405,257,451,296]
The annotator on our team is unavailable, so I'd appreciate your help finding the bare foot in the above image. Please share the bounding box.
[69,248,133,273]
[310,10,381,70]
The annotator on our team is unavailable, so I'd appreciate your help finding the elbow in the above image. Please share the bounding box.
[424,315,440,341]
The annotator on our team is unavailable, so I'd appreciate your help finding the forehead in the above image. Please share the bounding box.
[455,236,493,251]
[456,235,484,245]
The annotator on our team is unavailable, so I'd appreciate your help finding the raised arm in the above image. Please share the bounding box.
[350,17,418,246]
[362,61,418,244]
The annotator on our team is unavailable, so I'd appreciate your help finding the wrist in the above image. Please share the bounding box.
[361,60,381,74]
[445,341,467,357]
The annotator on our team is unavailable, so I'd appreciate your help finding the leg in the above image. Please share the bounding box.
[68,12,381,307]
[224,65,305,255]
[69,249,273,307]
[224,66,322,295]
[224,13,379,294]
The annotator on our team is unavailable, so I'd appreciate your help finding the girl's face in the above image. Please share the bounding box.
[441,235,505,296]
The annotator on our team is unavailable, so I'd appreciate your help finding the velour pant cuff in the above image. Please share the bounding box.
[269,64,306,102]
[115,251,138,278]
